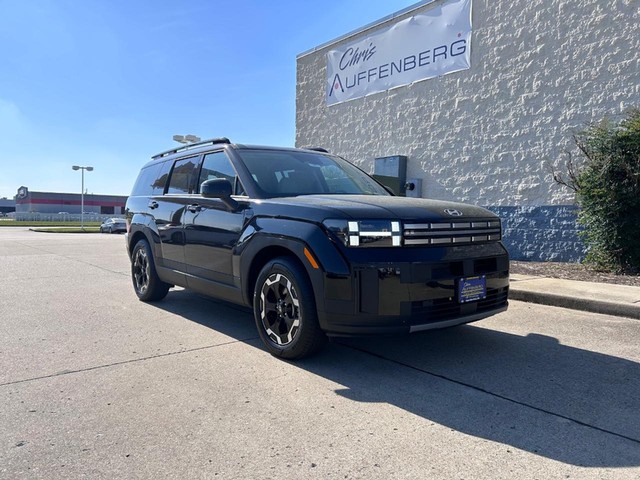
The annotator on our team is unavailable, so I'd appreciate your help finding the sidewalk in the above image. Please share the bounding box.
[510,274,640,320]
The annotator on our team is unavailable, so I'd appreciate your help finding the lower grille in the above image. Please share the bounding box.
[408,286,509,325]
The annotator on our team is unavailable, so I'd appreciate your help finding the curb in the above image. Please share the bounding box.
[509,288,640,320]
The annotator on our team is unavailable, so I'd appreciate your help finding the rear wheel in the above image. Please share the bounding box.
[253,257,327,359]
[131,239,170,302]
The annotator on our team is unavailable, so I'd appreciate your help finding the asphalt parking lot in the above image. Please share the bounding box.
[1,228,639,479]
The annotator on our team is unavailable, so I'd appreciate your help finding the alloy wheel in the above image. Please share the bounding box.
[259,273,301,346]
[133,248,149,294]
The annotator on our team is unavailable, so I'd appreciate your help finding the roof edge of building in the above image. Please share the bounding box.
[296,0,436,59]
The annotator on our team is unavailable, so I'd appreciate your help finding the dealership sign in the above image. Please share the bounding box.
[326,0,472,106]
[16,186,28,199]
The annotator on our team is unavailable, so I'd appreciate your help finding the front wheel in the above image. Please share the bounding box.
[131,238,170,302]
[253,257,327,359]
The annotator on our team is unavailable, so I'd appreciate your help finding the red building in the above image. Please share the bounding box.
[15,186,127,215]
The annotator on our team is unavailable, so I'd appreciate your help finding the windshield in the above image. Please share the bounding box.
[236,149,390,198]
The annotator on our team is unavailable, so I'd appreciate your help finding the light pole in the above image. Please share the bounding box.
[72,165,94,230]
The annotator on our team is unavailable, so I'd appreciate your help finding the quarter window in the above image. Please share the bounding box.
[131,163,162,196]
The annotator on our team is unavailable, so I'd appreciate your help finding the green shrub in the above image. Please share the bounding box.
[553,108,640,273]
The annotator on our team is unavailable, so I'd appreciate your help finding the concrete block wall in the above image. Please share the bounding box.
[489,205,585,262]
[296,0,639,262]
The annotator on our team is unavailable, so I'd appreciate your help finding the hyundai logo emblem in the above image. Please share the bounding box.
[444,209,463,216]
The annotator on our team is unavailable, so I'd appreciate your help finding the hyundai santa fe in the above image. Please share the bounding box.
[125,137,509,359]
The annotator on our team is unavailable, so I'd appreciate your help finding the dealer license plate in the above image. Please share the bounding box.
[458,275,487,303]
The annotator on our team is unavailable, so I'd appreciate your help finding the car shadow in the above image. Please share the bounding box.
[152,289,640,468]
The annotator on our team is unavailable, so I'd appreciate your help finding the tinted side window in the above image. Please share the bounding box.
[131,163,162,196]
[198,151,243,194]
[151,160,172,195]
[167,157,198,194]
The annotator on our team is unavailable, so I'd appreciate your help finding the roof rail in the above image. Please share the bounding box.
[302,146,329,153]
[152,137,231,159]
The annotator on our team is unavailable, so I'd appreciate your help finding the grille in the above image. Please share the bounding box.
[403,219,501,246]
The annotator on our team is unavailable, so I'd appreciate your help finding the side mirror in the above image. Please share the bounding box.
[201,178,239,211]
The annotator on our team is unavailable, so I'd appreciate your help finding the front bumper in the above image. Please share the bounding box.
[315,246,509,336]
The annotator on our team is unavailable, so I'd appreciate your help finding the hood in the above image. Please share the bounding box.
[260,195,497,221]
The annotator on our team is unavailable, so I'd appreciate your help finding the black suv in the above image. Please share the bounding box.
[125,138,509,359]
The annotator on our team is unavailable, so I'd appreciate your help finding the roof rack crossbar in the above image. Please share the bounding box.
[152,137,231,159]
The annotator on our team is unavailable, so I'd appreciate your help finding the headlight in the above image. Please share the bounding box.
[323,219,401,247]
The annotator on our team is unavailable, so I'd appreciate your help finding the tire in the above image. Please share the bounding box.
[131,238,170,302]
[253,257,327,359]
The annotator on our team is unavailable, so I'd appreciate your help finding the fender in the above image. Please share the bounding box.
[236,217,351,306]
[128,213,161,258]
[127,215,188,289]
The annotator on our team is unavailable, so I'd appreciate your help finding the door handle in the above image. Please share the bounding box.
[148,201,159,209]
[187,204,202,213]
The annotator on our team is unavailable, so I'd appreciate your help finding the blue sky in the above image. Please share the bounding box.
[0,0,416,198]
